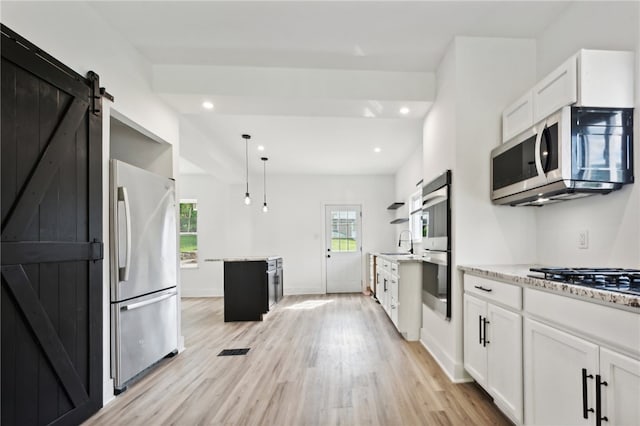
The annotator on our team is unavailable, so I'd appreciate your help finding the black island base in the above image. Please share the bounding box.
[223,258,283,322]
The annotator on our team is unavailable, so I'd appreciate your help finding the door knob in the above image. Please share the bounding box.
[327,254,331,258]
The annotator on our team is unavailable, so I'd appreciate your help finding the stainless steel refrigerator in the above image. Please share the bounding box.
[110,159,178,393]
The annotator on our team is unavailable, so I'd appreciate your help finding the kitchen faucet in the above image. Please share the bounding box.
[398,230,414,254]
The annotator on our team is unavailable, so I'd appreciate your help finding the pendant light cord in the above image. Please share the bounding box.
[245,138,249,194]
[263,160,267,204]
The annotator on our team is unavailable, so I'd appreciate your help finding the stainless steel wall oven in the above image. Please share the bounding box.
[421,170,452,319]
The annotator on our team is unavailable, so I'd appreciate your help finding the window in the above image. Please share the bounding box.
[409,190,422,242]
[179,199,198,267]
[330,209,358,252]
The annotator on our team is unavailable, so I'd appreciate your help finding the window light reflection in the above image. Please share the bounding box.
[284,300,334,310]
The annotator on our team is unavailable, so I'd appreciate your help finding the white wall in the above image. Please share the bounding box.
[420,37,538,382]
[110,119,173,179]
[178,173,395,296]
[536,1,638,78]
[393,143,423,250]
[454,38,538,266]
[1,2,182,405]
[2,2,180,152]
[535,1,640,267]
[179,120,243,184]
[178,174,230,297]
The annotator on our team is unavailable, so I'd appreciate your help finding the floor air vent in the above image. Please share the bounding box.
[218,348,250,356]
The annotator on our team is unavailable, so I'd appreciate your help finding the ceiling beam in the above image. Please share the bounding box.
[153,65,435,102]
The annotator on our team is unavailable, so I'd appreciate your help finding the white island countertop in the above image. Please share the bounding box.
[223,256,281,262]
[373,253,423,263]
[459,264,640,311]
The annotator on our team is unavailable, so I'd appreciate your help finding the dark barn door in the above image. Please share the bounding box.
[1,25,103,425]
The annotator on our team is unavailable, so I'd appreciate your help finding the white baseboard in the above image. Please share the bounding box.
[180,288,222,298]
[419,328,472,384]
[102,378,115,406]
[284,288,326,296]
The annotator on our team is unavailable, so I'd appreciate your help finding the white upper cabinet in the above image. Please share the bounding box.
[532,54,578,123]
[502,90,534,143]
[503,49,634,142]
[578,49,635,109]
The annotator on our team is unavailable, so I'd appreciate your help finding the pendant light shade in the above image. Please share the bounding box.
[242,134,251,205]
[261,157,269,213]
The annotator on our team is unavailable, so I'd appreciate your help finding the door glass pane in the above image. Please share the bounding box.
[340,210,347,252]
[330,208,358,253]
[331,211,340,251]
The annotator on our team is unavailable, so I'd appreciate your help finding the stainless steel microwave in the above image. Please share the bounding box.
[491,106,634,206]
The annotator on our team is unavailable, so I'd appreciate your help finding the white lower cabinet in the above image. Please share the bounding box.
[463,274,640,426]
[463,294,488,384]
[524,318,598,426]
[463,289,523,424]
[487,303,523,421]
[524,317,640,426]
[389,274,399,327]
[376,260,388,314]
[599,348,640,426]
[376,257,421,340]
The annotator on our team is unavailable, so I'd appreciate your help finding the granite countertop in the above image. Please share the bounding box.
[373,253,423,263]
[459,264,640,311]
[223,256,281,262]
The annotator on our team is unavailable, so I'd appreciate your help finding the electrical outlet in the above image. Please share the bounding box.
[578,230,589,249]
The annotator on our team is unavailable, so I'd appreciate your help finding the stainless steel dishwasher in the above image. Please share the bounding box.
[274,258,283,303]
[267,259,277,308]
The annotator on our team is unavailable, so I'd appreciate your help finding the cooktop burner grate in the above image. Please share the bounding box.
[529,267,640,296]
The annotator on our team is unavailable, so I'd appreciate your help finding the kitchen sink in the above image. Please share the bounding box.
[379,252,412,256]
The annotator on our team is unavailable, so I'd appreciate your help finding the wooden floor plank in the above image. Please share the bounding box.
[84,294,511,426]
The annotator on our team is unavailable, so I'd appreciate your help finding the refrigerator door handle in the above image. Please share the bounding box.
[118,186,132,282]
[121,291,176,311]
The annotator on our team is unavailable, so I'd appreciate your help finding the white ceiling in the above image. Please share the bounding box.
[91,1,571,72]
[88,1,575,178]
[187,113,425,175]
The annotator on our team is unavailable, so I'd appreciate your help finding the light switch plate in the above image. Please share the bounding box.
[578,230,589,249]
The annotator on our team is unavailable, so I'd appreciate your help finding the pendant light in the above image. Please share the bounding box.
[242,134,251,205]
[261,157,269,213]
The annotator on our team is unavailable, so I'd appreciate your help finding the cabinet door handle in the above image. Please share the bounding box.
[483,318,490,347]
[474,285,492,292]
[595,374,609,425]
[582,368,595,419]
[478,315,483,345]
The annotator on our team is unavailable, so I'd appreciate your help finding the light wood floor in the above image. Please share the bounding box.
[85,294,510,426]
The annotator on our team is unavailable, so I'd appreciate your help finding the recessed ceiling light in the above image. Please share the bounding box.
[374,147,382,153]
[257,145,265,151]
[202,101,214,110]
[399,107,410,115]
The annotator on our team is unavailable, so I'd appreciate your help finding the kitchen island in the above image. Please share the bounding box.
[223,257,283,322]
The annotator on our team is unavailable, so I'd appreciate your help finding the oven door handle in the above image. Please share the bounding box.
[422,186,448,208]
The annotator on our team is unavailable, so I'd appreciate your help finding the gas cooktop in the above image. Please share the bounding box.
[529,267,640,296]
